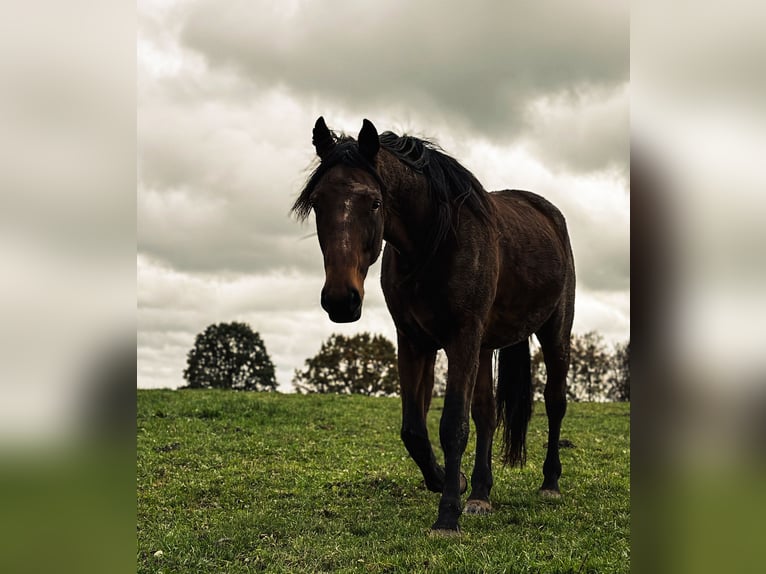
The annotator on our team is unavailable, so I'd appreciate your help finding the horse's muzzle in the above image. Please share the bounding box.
[321,286,362,323]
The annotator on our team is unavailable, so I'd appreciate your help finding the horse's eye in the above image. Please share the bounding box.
[371,200,382,211]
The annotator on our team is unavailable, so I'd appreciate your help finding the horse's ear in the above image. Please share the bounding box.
[358,119,379,162]
[313,116,335,160]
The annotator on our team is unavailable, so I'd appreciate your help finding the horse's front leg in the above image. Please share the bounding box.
[397,332,446,493]
[432,331,482,533]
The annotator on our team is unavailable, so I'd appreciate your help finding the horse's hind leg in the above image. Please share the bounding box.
[397,332,446,493]
[464,349,496,515]
[536,303,574,496]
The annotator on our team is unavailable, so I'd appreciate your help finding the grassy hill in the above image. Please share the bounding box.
[137,390,629,573]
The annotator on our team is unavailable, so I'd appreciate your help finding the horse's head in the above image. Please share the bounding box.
[304,117,384,323]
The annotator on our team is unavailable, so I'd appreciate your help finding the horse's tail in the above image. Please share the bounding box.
[496,339,533,467]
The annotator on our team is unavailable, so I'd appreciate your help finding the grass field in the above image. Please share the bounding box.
[137,390,629,573]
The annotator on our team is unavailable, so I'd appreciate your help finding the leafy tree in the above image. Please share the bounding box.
[607,340,630,401]
[293,333,398,396]
[530,341,547,401]
[528,334,629,402]
[567,331,612,401]
[433,350,448,397]
[183,322,277,391]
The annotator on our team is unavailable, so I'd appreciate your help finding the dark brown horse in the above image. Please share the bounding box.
[293,117,575,533]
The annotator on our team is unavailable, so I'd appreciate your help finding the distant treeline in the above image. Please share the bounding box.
[183,322,629,402]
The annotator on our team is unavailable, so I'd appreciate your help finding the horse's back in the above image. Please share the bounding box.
[491,189,571,249]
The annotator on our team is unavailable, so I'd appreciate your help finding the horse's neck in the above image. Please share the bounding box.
[377,152,432,261]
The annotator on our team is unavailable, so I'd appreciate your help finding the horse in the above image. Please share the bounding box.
[292,117,575,533]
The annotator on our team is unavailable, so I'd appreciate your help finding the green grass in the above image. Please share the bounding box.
[138,391,629,573]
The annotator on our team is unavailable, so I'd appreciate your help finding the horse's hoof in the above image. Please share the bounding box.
[463,499,493,515]
[429,526,461,537]
[538,488,562,499]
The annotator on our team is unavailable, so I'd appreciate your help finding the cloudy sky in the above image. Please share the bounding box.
[138,0,629,390]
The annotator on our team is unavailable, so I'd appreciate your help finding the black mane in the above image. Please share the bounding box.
[292,130,494,266]
[379,131,491,219]
[378,132,494,264]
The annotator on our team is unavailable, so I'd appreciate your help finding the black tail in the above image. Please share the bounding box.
[496,339,533,467]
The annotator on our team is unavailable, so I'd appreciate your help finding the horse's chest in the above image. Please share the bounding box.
[383,281,450,348]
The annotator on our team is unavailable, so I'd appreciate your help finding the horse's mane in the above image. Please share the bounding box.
[292,130,494,267]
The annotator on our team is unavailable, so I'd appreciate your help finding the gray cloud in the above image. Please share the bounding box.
[570,217,630,292]
[179,0,628,160]
[523,84,629,175]
[138,81,322,273]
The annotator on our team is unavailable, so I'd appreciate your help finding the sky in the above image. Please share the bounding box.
[138,0,630,390]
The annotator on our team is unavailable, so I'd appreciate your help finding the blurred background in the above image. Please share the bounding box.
[632,2,766,572]
[0,1,764,572]
[0,2,135,573]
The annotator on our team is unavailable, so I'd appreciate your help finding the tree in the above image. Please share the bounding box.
[607,340,630,401]
[567,331,612,401]
[183,322,277,391]
[433,350,448,397]
[528,340,547,401]
[293,333,398,396]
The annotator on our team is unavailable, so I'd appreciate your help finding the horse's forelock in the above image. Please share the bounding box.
[292,137,382,221]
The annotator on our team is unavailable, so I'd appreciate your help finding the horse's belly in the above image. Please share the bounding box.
[481,293,561,349]
[482,318,544,349]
